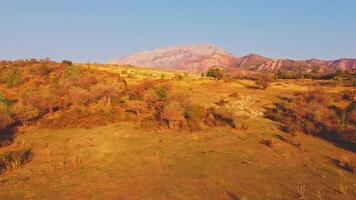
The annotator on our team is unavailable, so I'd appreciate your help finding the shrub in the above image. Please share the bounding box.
[40,100,118,129]
[90,84,118,101]
[206,107,240,128]
[68,87,91,105]
[173,74,184,81]
[77,75,98,89]
[29,63,52,76]
[139,79,156,91]
[266,90,356,147]
[228,92,239,98]
[338,153,355,173]
[0,92,9,106]
[254,73,274,90]
[260,139,274,147]
[62,60,73,66]
[63,65,80,78]
[151,82,171,100]
[6,70,22,88]
[160,102,185,129]
[10,103,40,126]
[155,86,168,99]
[0,104,14,130]
[125,100,147,116]
[303,89,329,104]
[183,103,207,131]
[340,90,354,101]
[206,67,224,80]
[0,146,32,174]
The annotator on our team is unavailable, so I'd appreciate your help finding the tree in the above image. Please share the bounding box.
[62,60,73,66]
[206,67,224,80]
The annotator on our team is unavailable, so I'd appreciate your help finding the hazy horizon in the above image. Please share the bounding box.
[1,0,356,62]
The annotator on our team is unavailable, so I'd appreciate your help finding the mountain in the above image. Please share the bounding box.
[326,59,356,71]
[108,44,237,73]
[235,55,332,73]
[108,44,356,73]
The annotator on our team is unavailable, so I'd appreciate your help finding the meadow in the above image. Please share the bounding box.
[0,60,355,199]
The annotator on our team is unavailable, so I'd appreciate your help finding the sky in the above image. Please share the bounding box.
[0,0,356,63]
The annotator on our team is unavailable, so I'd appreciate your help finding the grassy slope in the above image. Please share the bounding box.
[0,64,355,200]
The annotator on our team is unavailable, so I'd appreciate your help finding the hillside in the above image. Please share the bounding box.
[327,59,356,71]
[0,60,355,199]
[109,45,356,73]
[235,55,332,73]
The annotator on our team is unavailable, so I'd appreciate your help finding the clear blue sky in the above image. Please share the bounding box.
[1,0,355,62]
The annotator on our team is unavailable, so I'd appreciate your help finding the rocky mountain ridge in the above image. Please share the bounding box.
[108,44,356,73]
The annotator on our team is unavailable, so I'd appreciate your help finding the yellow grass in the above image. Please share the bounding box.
[0,64,355,200]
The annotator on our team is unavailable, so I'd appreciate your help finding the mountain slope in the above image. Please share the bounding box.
[108,44,356,73]
[326,59,356,70]
[108,44,237,73]
[235,55,333,73]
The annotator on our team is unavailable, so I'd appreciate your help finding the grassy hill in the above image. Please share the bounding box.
[0,60,355,199]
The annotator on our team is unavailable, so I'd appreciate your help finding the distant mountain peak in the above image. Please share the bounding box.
[108,44,237,73]
[108,44,356,73]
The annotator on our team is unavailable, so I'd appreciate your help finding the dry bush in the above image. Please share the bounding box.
[172,74,184,81]
[206,107,241,129]
[41,99,119,129]
[62,65,80,78]
[29,63,53,76]
[340,90,355,101]
[89,84,118,101]
[0,146,31,174]
[155,82,172,96]
[155,86,169,99]
[124,100,147,116]
[215,98,229,107]
[276,135,302,148]
[0,59,250,134]
[254,73,275,90]
[266,89,356,147]
[140,117,163,130]
[337,153,355,173]
[76,75,98,89]
[160,102,185,129]
[0,60,127,130]
[6,70,22,88]
[137,87,209,131]
[0,104,14,130]
[260,138,274,147]
[183,103,207,131]
[228,92,239,98]
[129,79,157,100]
[69,87,91,105]
[10,103,40,126]
[296,184,306,200]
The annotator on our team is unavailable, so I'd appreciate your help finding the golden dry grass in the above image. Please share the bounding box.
[0,64,355,200]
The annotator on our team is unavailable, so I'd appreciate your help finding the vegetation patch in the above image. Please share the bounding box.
[266,89,356,149]
[0,146,32,174]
